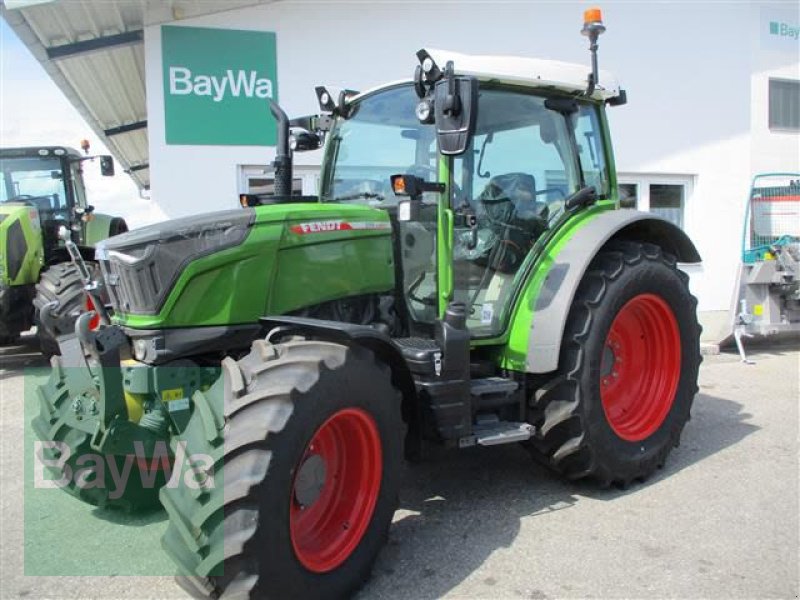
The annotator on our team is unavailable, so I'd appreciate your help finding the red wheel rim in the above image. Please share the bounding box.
[86,296,100,330]
[289,408,382,573]
[600,293,681,442]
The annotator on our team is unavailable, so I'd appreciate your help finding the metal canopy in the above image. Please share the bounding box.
[1,0,269,191]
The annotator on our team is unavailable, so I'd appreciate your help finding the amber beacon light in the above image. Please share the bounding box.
[581,7,606,96]
[582,7,605,32]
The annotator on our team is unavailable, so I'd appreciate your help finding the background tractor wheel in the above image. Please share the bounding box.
[33,262,94,357]
[160,339,403,600]
[527,240,701,487]
[0,333,20,346]
[32,356,167,510]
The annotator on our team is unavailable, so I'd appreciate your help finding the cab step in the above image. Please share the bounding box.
[458,414,534,448]
[470,376,520,410]
[470,376,518,396]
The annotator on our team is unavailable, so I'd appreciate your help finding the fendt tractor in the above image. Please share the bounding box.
[34,10,702,599]
[0,142,128,354]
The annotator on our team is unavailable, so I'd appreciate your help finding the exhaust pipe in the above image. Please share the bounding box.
[268,99,293,198]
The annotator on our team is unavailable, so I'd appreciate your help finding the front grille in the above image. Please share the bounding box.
[100,254,163,315]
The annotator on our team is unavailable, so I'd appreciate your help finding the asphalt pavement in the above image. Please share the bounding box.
[1,332,797,599]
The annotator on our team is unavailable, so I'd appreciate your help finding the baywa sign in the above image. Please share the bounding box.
[162,25,278,146]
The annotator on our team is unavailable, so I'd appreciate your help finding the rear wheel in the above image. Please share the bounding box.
[527,241,701,486]
[33,262,93,357]
[160,339,402,599]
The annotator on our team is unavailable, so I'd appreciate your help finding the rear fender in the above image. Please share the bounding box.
[85,213,128,246]
[507,210,700,374]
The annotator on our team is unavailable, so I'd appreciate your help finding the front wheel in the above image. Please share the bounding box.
[160,339,403,599]
[33,262,93,357]
[528,241,701,486]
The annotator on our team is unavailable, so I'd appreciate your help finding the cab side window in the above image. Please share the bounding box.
[574,105,609,198]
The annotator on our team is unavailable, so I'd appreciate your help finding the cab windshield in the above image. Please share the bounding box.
[0,156,68,213]
[319,85,436,206]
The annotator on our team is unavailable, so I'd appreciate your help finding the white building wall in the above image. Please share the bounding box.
[143,1,799,331]
[750,3,800,174]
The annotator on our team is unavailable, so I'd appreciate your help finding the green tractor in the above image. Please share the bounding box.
[0,143,128,354]
[33,13,701,600]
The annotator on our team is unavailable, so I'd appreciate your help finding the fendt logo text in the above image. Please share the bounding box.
[769,21,800,40]
[168,67,275,102]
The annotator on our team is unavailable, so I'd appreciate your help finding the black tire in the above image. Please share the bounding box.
[33,262,94,357]
[527,241,701,486]
[160,339,403,599]
[31,356,166,510]
[0,333,20,346]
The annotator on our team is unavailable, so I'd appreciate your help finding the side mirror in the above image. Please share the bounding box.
[290,129,323,152]
[434,75,478,156]
[99,155,114,177]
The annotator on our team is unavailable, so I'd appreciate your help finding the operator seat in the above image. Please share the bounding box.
[459,172,549,273]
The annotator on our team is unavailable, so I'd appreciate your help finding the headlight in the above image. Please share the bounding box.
[133,338,149,361]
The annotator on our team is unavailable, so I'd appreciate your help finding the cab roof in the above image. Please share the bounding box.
[0,146,83,160]
[426,48,621,101]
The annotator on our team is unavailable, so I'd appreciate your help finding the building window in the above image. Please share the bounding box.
[649,184,684,229]
[239,164,319,198]
[619,183,638,209]
[247,176,304,196]
[618,175,692,230]
[769,79,800,131]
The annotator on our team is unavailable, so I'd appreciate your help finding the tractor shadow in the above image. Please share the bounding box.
[0,331,49,380]
[359,392,758,599]
[89,504,168,526]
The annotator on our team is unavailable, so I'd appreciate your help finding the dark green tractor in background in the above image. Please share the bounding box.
[0,144,128,354]
[33,12,702,600]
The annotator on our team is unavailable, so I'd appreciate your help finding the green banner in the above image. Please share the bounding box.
[162,25,278,146]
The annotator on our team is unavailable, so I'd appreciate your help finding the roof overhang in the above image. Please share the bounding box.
[1,0,271,191]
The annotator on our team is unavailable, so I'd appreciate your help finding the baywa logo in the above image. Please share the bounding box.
[769,21,800,40]
[168,66,275,103]
[34,439,214,499]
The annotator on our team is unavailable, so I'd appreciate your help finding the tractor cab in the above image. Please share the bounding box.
[0,145,114,256]
[0,144,126,350]
[318,50,617,339]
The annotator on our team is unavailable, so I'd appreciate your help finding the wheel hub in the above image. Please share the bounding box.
[293,453,327,508]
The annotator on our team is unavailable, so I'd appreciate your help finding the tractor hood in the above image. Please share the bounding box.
[97,203,396,327]
[0,202,42,285]
[0,202,39,222]
[96,208,255,315]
